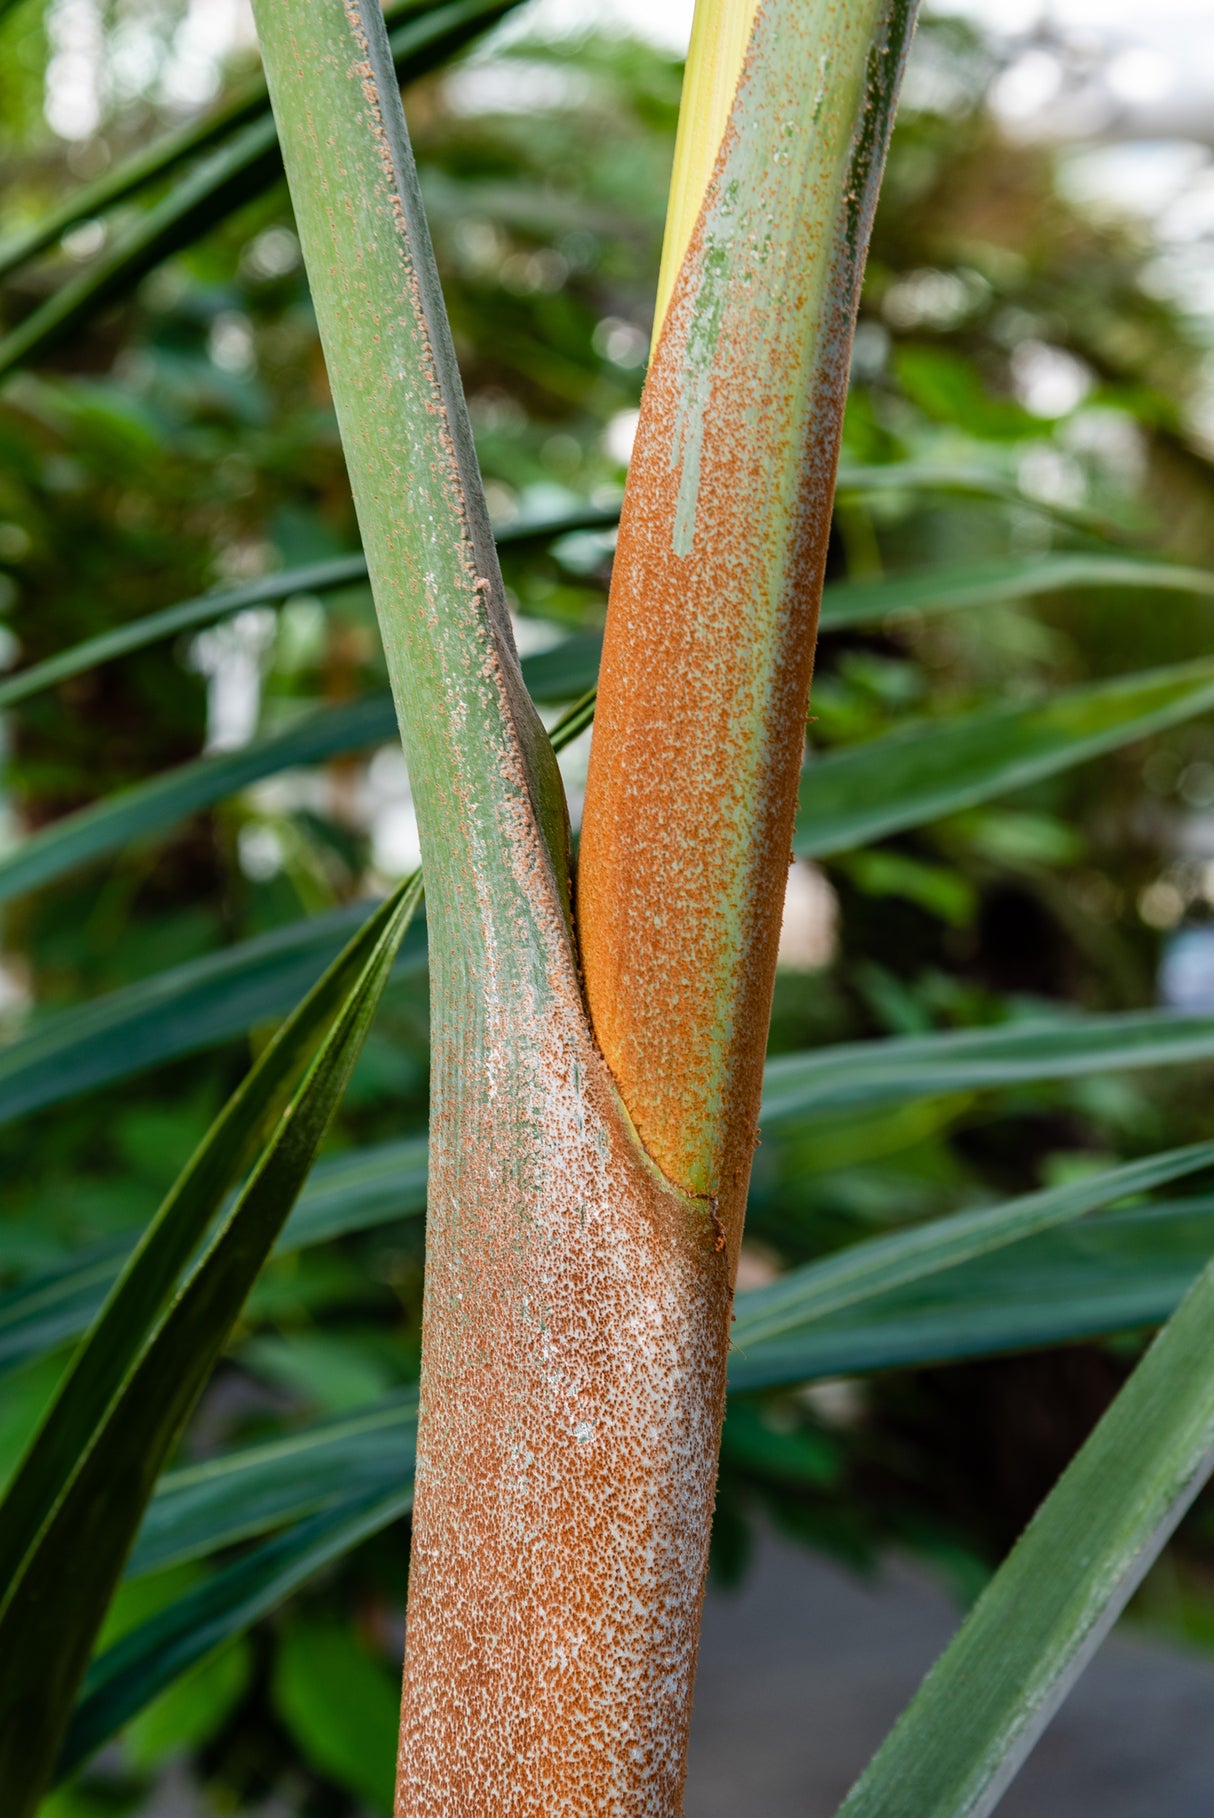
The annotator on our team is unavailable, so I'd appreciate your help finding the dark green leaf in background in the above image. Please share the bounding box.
[0,879,420,1818]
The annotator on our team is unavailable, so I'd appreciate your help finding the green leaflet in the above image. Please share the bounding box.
[0,508,614,715]
[728,1140,1214,1372]
[0,686,598,1144]
[835,1258,1214,1818]
[77,1195,1214,1573]
[40,1182,1214,1762]
[0,556,370,715]
[0,883,419,1592]
[272,1617,401,1815]
[729,1196,1214,1391]
[0,1138,428,1377]
[0,902,427,1129]
[57,1486,410,1784]
[17,634,1203,972]
[0,878,420,1818]
[0,0,446,282]
[0,1236,133,1375]
[0,696,397,908]
[760,1006,1214,1122]
[0,641,596,911]
[0,78,270,283]
[796,653,1214,857]
[12,539,1204,725]
[279,1134,428,1250]
[56,1185,1214,1763]
[12,1002,1214,1372]
[834,461,1125,541]
[818,552,1214,632]
[0,0,522,380]
[128,1390,417,1577]
[0,111,280,379]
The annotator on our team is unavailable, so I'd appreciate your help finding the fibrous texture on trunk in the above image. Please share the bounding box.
[252,0,914,1811]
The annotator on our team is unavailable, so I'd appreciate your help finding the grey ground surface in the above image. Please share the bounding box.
[685,1527,1214,1817]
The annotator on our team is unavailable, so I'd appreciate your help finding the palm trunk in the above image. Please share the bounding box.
[252,0,915,1809]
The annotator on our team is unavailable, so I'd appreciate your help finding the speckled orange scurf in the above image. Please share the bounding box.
[578,0,917,1251]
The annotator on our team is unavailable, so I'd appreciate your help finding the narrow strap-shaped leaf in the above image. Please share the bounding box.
[0,0,445,282]
[835,1256,1214,1818]
[277,1133,428,1249]
[69,1247,1214,1773]
[730,1138,1214,1353]
[48,1201,1214,1761]
[10,524,1181,724]
[0,902,425,1128]
[835,461,1126,541]
[128,1391,416,1577]
[819,552,1214,633]
[0,113,279,381]
[8,1130,1214,1397]
[11,997,1214,1376]
[0,879,417,1596]
[796,654,1214,857]
[0,506,615,714]
[0,555,367,714]
[0,1237,132,1374]
[0,681,593,1135]
[5,980,1214,1214]
[0,696,396,907]
[0,79,271,284]
[0,1136,429,1377]
[0,879,420,1818]
[0,0,521,380]
[0,642,597,911]
[729,1197,1214,1392]
[760,1006,1214,1123]
[57,1486,411,1784]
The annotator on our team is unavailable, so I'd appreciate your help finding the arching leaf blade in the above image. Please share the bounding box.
[128,1391,416,1578]
[0,881,419,1606]
[0,0,522,379]
[761,1007,1214,1123]
[11,997,1214,1374]
[0,506,614,715]
[834,1258,1214,1818]
[0,879,420,1818]
[0,637,599,911]
[57,1486,411,1784]
[834,461,1127,541]
[731,1138,1214,1354]
[819,552,1214,633]
[0,79,271,284]
[796,656,1214,858]
[0,0,449,282]
[729,1197,1214,1392]
[0,1136,429,1378]
[0,902,426,1129]
[0,696,398,909]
